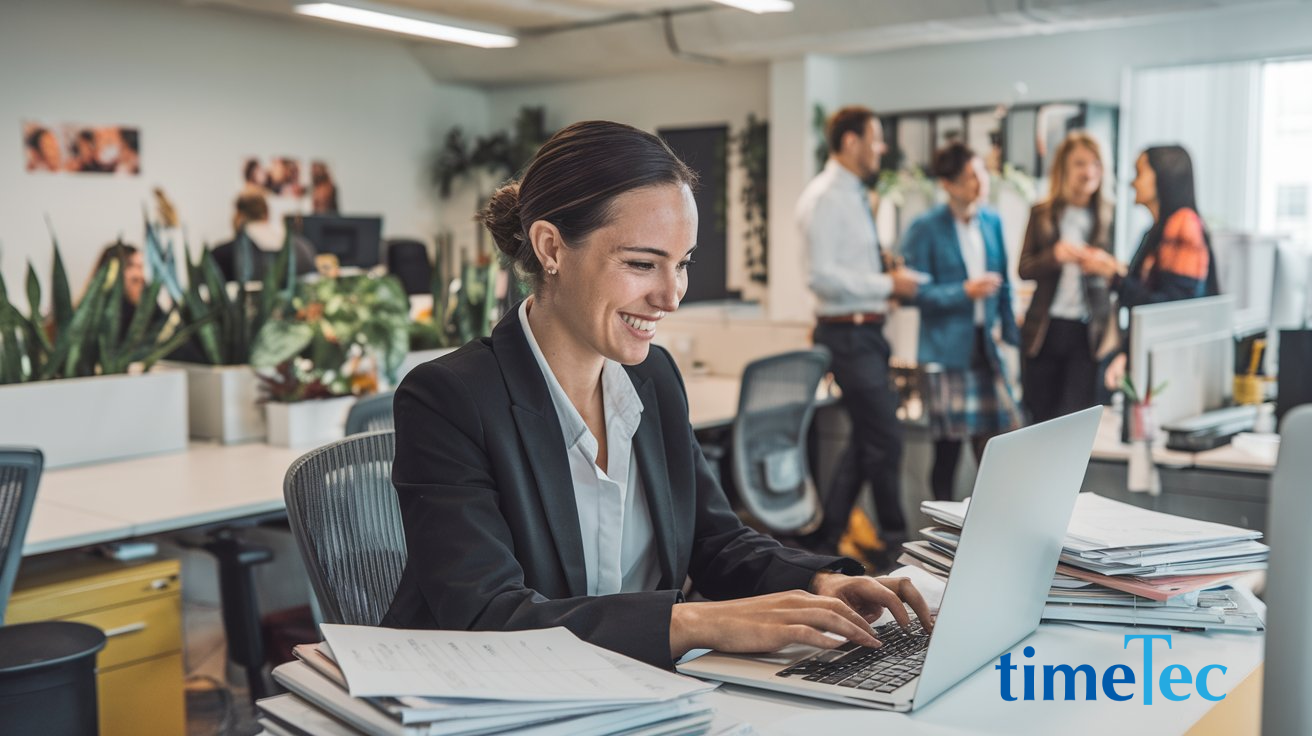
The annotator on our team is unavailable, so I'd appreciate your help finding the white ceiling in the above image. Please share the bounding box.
[185,0,1306,87]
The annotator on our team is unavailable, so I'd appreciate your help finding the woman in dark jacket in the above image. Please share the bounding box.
[381,121,932,668]
[1084,145,1218,390]
[1017,131,1117,424]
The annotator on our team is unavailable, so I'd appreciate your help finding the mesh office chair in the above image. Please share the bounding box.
[385,239,433,295]
[345,391,395,436]
[283,430,405,626]
[0,447,42,625]
[729,348,831,535]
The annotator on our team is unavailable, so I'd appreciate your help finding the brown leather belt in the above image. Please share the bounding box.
[817,312,885,326]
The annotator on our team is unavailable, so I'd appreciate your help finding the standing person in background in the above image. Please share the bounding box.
[311,161,339,214]
[1082,145,1218,390]
[902,142,1022,502]
[798,106,921,563]
[1018,131,1117,423]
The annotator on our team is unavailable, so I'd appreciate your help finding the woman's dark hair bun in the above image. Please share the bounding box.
[478,181,538,271]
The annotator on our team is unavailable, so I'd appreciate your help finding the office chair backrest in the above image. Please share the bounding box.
[345,391,395,436]
[385,239,433,295]
[1263,405,1312,734]
[283,431,405,626]
[0,447,43,626]
[730,348,831,534]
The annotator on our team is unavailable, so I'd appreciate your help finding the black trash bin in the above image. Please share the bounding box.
[0,621,107,736]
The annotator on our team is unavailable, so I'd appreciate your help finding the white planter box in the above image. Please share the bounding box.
[265,395,357,449]
[0,369,188,469]
[394,347,459,386]
[162,361,266,444]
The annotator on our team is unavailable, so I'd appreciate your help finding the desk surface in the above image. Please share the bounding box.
[705,624,1264,735]
[1091,407,1276,474]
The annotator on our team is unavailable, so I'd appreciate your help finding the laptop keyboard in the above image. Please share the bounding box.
[775,618,930,694]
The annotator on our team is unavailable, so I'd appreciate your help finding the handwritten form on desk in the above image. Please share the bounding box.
[320,624,711,702]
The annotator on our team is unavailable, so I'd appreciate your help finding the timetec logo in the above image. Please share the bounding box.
[995,635,1228,703]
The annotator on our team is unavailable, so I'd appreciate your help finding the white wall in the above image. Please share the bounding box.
[0,0,489,296]
[486,64,771,300]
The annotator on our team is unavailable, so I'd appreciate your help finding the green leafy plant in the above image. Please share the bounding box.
[250,273,410,402]
[429,107,550,200]
[1121,375,1169,406]
[157,223,300,366]
[735,113,769,284]
[0,239,209,385]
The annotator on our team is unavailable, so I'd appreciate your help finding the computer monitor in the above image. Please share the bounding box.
[1213,231,1279,337]
[1129,295,1235,429]
[287,215,383,268]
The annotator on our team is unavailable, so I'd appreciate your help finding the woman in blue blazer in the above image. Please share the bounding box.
[901,142,1023,502]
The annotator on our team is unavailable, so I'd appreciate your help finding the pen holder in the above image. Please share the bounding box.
[1126,402,1161,495]
[1129,402,1156,443]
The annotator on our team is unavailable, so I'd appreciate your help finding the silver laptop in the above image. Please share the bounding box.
[678,406,1102,711]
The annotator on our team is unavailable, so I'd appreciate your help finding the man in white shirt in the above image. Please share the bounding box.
[797,106,921,560]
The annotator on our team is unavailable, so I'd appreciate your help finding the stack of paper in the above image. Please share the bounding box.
[900,493,1266,632]
[257,624,746,736]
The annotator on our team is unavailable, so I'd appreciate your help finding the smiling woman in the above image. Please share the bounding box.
[381,120,934,668]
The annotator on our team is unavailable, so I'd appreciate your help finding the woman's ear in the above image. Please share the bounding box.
[528,220,564,274]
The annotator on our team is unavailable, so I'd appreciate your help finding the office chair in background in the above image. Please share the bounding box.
[0,447,108,736]
[385,239,433,296]
[718,348,832,536]
[283,430,405,627]
[345,390,396,436]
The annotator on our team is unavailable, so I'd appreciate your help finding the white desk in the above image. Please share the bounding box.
[1091,406,1278,474]
[24,442,304,556]
[706,625,1264,735]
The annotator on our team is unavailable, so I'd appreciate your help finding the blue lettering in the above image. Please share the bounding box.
[995,653,1017,701]
[1160,665,1192,701]
[1196,665,1228,702]
[1102,664,1135,701]
[1125,634,1173,705]
[1044,663,1097,701]
[1023,646,1036,701]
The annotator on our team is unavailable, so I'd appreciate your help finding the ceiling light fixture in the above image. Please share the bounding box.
[710,0,794,13]
[294,1,518,48]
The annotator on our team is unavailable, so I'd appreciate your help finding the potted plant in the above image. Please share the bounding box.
[251,270,409,448]
[0,240,208,468]
[402,246,517,381]
[154,221,301,444]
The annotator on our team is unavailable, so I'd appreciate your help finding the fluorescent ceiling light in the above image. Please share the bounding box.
[710,0,794,13]
[294,2,518,48]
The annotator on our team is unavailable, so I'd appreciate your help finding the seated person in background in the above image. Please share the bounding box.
[381,120,933,669]
[901,143,1023,503]
[212,192,316,282]
[83,241,160,337]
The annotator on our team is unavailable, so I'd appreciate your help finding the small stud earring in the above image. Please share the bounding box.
[547,267,558,275]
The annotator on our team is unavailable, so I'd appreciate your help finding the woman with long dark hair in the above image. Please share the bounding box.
[1084,145,1217,390]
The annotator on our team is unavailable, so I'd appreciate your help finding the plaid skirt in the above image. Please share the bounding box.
[923,363,1024,441]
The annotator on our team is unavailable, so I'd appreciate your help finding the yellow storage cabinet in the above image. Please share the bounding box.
[6,555,187,736]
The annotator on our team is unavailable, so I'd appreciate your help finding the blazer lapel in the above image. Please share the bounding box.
[630,374,678,590]
[492,307,588,597]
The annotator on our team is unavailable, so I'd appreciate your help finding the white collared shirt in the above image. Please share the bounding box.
[953,214,988,326]
[797,159,892,316]
[1050,206,1093,321]
[518,299,660,596]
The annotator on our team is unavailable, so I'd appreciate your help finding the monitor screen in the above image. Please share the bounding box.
[288,215,383,268]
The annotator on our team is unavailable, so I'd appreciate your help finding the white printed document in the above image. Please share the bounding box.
[320,624,713,702]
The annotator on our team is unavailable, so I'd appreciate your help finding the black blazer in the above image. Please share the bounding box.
[381,307,857,667]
